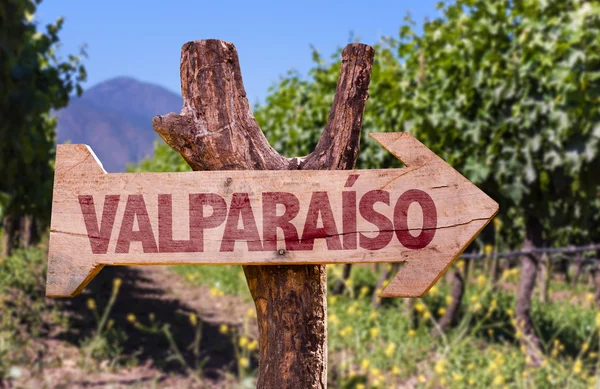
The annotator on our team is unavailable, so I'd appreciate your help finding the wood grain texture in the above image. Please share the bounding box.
[47,133,498,297]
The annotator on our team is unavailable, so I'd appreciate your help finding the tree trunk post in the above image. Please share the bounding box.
[538,253,550,304]
[593,254,600,309]
[437,267,465,333]
[332,264,352,294]
[153,39,374,388]
[516,215,543,366]
[1,214,19,258]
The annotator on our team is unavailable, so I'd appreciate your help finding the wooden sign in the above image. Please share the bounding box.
[47,132,498,298]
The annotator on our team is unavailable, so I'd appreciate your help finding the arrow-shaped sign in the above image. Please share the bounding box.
[47,132,498,298]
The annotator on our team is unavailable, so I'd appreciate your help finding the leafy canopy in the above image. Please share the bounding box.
[0,0,86,223]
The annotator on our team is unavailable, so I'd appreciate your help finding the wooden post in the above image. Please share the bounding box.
[152,39,374,388]
[516,215,543,366]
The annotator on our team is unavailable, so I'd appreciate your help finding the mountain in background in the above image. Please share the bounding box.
[56,77,182,172]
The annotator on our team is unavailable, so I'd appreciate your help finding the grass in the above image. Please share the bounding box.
[175,262,600,388]
[1,245,598,388]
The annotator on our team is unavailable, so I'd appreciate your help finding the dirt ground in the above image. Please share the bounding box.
[3,266,257,389]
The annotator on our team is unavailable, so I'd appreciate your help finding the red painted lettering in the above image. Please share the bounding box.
[342,191,357,250]
[189,193,227,252]
[158,194,200,253]
[79,195,120,254]
[299,192,342,251]
[359,190,393,250]
[394,189,437,249]
[262,192,301,251]
[220,193,263,252]
[116,195,158,253]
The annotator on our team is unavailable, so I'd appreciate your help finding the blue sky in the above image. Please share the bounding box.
[37,0,440,103]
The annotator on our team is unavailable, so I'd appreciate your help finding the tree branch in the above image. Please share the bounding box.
[152,39,374,389]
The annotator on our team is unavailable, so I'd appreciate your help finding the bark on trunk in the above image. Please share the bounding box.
[371,263,400,307]
[516,215,543,366]
[593,255,600,309]
[572,254,583,286]
[538,254,550,304]
[1,214,19,258]
[437,267,465,333]
[152,39,374,389]
[332,264,352,295]
[20,216,38,248]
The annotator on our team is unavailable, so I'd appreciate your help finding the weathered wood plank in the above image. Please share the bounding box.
[47,132,498,297]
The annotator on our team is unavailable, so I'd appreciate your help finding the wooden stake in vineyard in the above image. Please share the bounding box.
[46,39,499,388]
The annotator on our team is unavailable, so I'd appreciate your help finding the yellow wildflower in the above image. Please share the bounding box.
[369,311,378,321]
[484,244,493,256]
[87,298,96,310]
[356,384,365,389]
[340,326,353,337]
[360,359,370,370]
[239,357,249,368]
[586,293,595,303]
[107,319,114,330]
[370,367,381,377]
[112,278,122,291]
[329,314,340,326]
[452,372,463,382]
[127,313,136,323]
[385,342,396,357]
[434,358,446,374]
[370,327,380,338]
[328,296,337,305]
[467,363,475,370]
[360,286,370,297]
[583,343,589,352]
[423,311,432,320]
[392,365,401,376]
[477,275,486,288]
[445,296,453,305]
[438,307,447,316]
[493,375,505,386]
[415,302,426,313]
[574,360,583,375]
[595,312,600,328]
[219,324,229,334]
[210,287,218,296]
[417,375,427,383]
[408,329,416,337]
[189,313,197,326]
[239,336,249,348]
[493,217,501,230]
[429,285,438,296]
[247,339,258,351]
[247,308,255,318]
[382,280,390,287]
